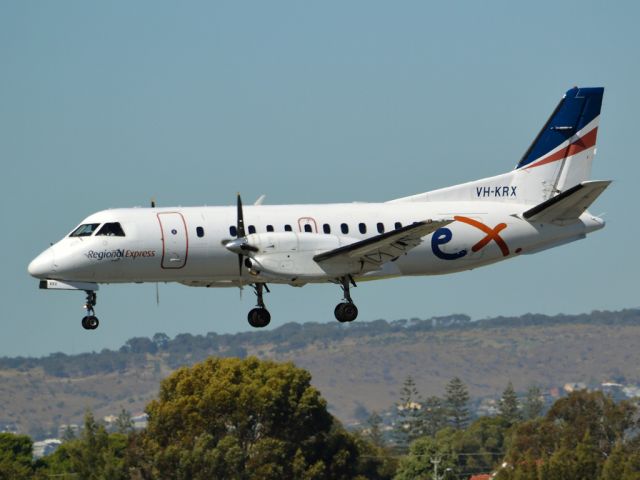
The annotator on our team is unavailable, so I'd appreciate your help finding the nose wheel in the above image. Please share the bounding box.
[81,290,99,330]
[247,283,271,328]
[334,276,358,323]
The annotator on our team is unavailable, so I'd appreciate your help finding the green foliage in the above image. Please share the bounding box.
[130,356,389,479]
[396,415,510,479]
[394,431,459,480]
[498,381,521,425]
[522,385,544,420]
[501,390,639,480]
[41,411,128,480]
[366,411,385,449]
[445,377,470,430]
[421,396,447,437]
[114,408,134,434]
[394,375,423,448]
[0,433,33,480]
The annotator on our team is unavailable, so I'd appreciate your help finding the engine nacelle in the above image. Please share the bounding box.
[242,232,361,282]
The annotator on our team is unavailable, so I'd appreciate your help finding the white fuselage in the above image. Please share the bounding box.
[25,86,610,329]
[28,200,605,287]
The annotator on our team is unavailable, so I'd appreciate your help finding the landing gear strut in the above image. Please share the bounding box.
[334,276,358,323]
[247,283,271,328]
[81,290,99,330]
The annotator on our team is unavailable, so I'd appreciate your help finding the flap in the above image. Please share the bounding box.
[314,219,452,266]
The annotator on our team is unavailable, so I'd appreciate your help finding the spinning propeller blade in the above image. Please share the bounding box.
[236,193,245,278]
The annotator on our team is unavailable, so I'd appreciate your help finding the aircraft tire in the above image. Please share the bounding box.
[82,315,99,330]
[334,302,358,323]
[248,308,271,328]
[88,316,99,330]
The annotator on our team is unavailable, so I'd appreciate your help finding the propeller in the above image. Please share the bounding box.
[224,193,259,282]
[236,193,246,277]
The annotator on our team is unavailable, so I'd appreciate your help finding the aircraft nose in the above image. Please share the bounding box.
[28,247,55,278]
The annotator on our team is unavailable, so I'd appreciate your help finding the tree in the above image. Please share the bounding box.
[130,356,387,479]
[394,375,423,448]
[61,425,76,442]
[115,408,134,434]
[366,411,385,448]
[352,431,398,480]
[522,385,544,420]
[445,377,470,430]
[0,433,33,480]
[546,390,635,454]
[394,429,460,480]
[601,441,627,480]
[152,332,170,349]
[422,395,447,437]
[42,411,128,480]
[502,390,639,479]
[498,381,521,425]
[459,416,510,476]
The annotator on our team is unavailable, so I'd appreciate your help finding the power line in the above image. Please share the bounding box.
[361,451,505,459]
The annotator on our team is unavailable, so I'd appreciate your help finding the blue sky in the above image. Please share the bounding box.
[2,1,638,357]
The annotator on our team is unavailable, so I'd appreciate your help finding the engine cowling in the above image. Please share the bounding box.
[240,232,361,282]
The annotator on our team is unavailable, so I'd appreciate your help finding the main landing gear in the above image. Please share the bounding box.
[81,290,99,330]
[243,277,358,328]
[247,283,271,328]
[334,276,358,323]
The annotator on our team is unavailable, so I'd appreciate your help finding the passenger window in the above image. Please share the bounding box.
[358,223,367,234]
[70,223,101,237]
[341,223,349,234]
[196,226,205,238]
[377,222,385,234]
[266,225,274,232]
[303,224,312,233]
[323,224,331,234]
[248,225,256,234]
[96,222,126,237]
[229,226,238,237]
[394,222,402,230]
[284,224,292,232]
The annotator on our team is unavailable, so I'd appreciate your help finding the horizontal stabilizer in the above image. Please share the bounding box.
[523,180,611,223]
[314,219,452,265]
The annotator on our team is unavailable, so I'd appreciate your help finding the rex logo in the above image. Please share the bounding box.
[431,216,510,260]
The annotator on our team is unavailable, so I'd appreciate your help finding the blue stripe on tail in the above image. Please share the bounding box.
[516,87,604,169]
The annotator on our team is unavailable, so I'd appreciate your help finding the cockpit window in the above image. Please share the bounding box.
[96,222,126,237]
[70,223,101,237]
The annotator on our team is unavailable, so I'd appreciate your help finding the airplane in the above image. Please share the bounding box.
[28,86,610,331]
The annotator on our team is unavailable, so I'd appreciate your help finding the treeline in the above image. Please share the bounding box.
[0,357,396,480]
[2,357,638,479]
[385,376,640,479]
[1,309,639,378]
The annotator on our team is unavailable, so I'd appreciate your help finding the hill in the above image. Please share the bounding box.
[1,309,639,439]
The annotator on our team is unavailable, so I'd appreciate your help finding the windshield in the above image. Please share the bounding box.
[96,222,125,237]
[69,223,101,237]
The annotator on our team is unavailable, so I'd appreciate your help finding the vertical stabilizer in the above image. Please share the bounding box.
[516,86,603,197]
[389,87,605,206]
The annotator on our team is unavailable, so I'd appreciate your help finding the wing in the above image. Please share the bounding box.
[313,219,452,267]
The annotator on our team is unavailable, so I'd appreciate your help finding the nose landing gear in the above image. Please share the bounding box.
[247,283,271,328]
[334,276,358,323]
[81,290,99,330]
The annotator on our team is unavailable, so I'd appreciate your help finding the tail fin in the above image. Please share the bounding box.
[516,86,604,196]
[389,87,605,206]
